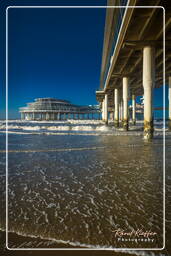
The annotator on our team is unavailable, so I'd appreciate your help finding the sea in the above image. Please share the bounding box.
[0,119,170,256]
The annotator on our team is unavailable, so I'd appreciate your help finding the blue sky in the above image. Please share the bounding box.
[0,0,167,119]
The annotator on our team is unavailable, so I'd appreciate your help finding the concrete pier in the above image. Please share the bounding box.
[132,95,136,125]
[143,46,155,140]
[104,94,108,124]
[96,3,169,139]
[122,77,129,131]
[169,77,171,130]
[114,88,119,128]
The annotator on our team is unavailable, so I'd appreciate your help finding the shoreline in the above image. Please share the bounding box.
[0,230,143,256]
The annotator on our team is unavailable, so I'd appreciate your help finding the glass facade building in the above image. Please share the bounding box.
[19,98,100,120]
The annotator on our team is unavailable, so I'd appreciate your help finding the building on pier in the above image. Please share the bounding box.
[19,98,100,120]
[96,0,171,139]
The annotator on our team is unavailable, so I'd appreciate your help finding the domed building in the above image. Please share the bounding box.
[19,98,100,120]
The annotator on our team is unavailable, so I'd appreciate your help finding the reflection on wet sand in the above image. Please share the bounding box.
[0,120,168,255]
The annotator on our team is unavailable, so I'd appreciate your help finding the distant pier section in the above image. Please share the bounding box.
[19,98,100,120]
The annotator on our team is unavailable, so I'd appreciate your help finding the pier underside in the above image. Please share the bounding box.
[96,0,171,139]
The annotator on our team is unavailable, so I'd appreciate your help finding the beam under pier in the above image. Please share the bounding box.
[143,46,155,140]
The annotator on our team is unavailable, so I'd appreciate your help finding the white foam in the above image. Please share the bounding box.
[2,229,165,254]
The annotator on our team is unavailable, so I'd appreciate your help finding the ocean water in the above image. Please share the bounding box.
[0,120,170,255]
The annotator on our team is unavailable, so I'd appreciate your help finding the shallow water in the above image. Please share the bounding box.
[0,120,170,254]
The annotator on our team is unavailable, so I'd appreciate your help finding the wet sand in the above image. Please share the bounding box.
[0,231,137,256]
[0,120,171,255]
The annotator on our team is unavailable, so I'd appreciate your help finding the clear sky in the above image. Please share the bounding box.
[0,0,168,119]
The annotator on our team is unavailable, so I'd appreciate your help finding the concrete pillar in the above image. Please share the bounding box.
[132,95,136,125]
[104,94,108,124]
[101,100,104,121]
[114,88,119,128]
[101,102,103,120]
[143,46,155,140]
[119,101,123,123]
[169,77,171,130]
[122,77,129,130]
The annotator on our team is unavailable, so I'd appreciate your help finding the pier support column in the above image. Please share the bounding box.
[143,46,155,140]
[169,77,171,130]
[132,95,136,125]
[101,100,104,121]
[119,100,123,124]
[114,88,119,128]
[122,77,129,130]
[104,94,108,124]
